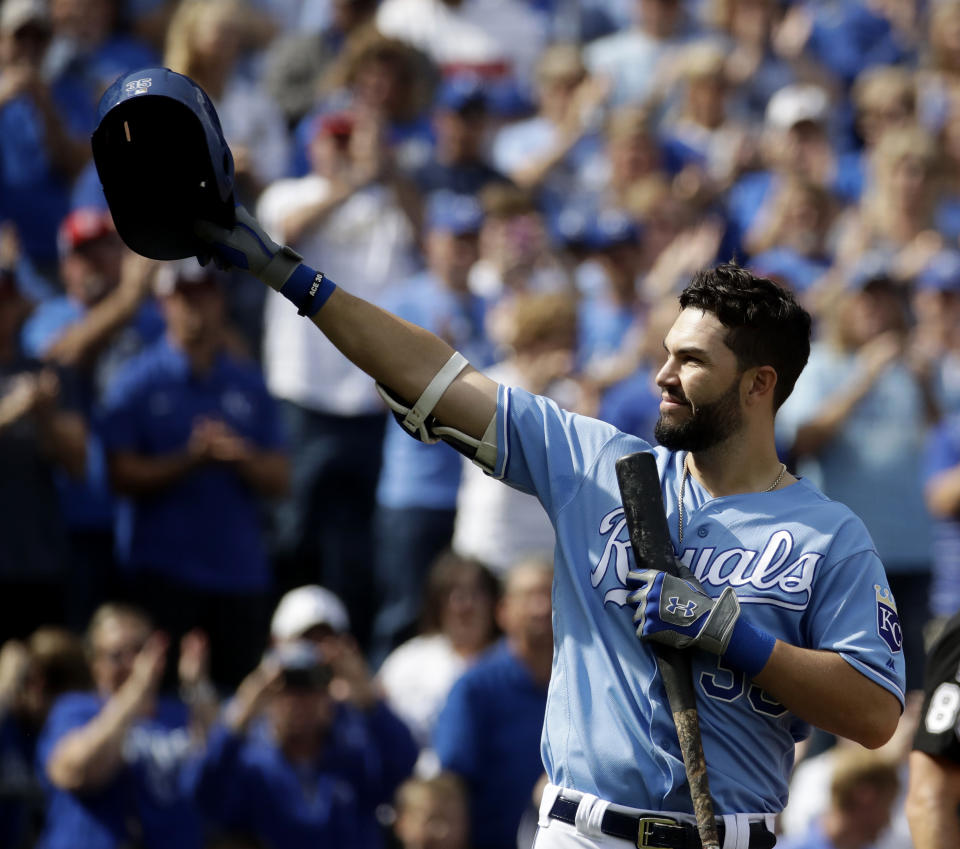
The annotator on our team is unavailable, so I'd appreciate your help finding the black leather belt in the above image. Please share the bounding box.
[548,796,777,849]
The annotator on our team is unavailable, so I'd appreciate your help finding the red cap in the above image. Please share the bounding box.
[57,208,116,256]
[311,111,355,141]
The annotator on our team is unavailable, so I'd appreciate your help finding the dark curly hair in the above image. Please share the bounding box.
[679,263,812,410]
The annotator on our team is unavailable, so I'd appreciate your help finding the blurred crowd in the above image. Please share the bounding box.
[3,0,960,846]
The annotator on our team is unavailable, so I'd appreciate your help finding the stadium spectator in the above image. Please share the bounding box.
[833,124,945,274]
[377,552,501,772]
[594,293,676,444]
[374,0,549,93]
[706,0,799,122]
[164,0,290,202]
[451,293,574,573]
[261,0,380,128]
[433,556,552,849]
[912,250,960,415]
[393,771,473,849]
[468,183,570,307]
[0,628,90,849]
[0,265,85,641]
[20,209,163,629]
[293,28,435,178]
[490,43,609,214]
[0,0,93,295]
[36,603,208,849]
[725,82,854,253]
[658,39,755,194]
[268,583,385,714]
[777,263,937,689]
[779,748,902,849]
[583,0,693,107]
[369,192,495,664]
[411,74,511,202]
[99,259,289,689]
[193,638,418,849]
[257,106,418,644]
[44,0,158,100]
[744,176,837,297]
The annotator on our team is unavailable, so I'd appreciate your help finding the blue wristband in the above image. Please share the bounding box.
[280,263,337,317]
[723,618,776,679]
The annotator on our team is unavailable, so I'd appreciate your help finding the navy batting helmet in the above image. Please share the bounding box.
[92,67,236,260]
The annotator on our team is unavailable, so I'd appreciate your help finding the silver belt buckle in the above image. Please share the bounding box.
[636,816,678,849]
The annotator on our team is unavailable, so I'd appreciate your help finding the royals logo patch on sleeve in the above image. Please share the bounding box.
[875,584,902,653]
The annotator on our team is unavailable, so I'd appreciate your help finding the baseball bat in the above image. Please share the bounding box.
[615,450,720,849]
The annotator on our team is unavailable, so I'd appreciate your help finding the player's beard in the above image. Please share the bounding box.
[654,374,743,452]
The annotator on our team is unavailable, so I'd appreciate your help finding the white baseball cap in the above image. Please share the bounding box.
[765,84,830,131]
[270,585,350,640]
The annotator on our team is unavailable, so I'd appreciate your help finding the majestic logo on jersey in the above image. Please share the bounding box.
[595,508,824,610]
[665,597,698,618]
[874,584,902,653]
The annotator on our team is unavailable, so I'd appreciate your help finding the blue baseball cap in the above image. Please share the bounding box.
[917,250,960,293]
[551,207,639,250]
[436,74,487,113]
[426,192,484,235]
[845,251,896,291]
[92,67,236,261]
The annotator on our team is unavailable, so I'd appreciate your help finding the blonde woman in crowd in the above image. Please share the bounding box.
[165,0,290,200]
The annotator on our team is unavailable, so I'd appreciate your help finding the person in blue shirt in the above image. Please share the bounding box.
[99,259,290,689]
[0,0,96,296]
[36,602,208,849]
[433,556,552,849]
[193,638,419,849]
[412,75,512,201]
[194,189,905,849]
[0,627,91,849]
[20,209,164,632]
[369,192,495,665]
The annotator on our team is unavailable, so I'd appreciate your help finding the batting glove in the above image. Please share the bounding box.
[627,568,741,655]
[194,206,302,291]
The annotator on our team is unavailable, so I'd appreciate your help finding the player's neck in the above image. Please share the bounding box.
[686,433,790,497]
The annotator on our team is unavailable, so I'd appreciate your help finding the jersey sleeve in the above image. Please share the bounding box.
[802,527,907,707]
[491,385,642,520]
[913,613,960,760]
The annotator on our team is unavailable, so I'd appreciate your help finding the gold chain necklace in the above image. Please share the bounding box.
[677,456,787,548]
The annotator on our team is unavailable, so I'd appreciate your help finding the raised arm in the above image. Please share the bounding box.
[196,208,499,445]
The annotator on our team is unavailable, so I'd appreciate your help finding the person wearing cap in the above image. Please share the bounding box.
[18,208,164,629]
[725,82,858,255]
[777,259,938,691]
[0,263,86,643]
[412,74,510,201]
[256,100,418,642]
[369,191,496,666]
[98,259,289,689]
[0,0,96,289]
[192,635,418,849]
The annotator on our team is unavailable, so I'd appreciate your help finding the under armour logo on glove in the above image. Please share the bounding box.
[665,597,698,618]
[627,568,741,655]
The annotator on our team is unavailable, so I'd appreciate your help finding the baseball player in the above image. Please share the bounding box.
[190,212,905,848]
[906,611,960,848]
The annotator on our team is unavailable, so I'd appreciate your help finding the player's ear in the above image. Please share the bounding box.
[742,365,778,408]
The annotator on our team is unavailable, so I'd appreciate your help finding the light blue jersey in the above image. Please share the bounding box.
[494,387,906,815]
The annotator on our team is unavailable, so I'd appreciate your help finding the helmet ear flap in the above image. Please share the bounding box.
[92,68,236,260]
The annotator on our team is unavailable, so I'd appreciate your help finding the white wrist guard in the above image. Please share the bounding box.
[376,352,498,474]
